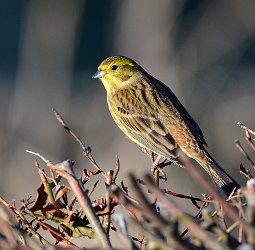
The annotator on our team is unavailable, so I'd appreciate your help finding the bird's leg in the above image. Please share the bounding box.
[144,151,160,206]
[151,155,167,181]
[140,147,160,182]
[140,147,161,183]
[151,154,160,188]
[140,147,167,181]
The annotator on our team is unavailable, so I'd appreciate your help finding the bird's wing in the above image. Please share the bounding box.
[114,92,179,159]
[152,77,208,147]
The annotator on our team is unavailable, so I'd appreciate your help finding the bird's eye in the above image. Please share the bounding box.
[111,64,119,71]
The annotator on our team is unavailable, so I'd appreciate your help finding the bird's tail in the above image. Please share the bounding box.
[197,153,240,197]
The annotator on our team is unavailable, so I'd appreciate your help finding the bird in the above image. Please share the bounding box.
[92,55,240,196]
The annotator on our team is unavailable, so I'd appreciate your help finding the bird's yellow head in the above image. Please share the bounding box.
[93,56,142,94]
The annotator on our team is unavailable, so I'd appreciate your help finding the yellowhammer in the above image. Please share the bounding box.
[93,55,239,196]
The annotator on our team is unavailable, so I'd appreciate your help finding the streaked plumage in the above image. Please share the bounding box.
[93,55,239,196]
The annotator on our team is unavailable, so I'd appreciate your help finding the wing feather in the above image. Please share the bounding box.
[109,73,207,161]
[114,92,179,159]
[150,77,207,147]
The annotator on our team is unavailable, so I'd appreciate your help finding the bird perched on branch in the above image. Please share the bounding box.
[93,55,240,196]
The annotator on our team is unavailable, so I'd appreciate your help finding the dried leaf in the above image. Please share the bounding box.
[30,183,48,212]
[92,198,117,216]
[38,220,68,243]
[84,169,100,177]
[63,211,76,225]
[41,204,65,217]
[55,185,71,202]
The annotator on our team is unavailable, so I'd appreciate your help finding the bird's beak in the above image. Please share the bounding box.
[92,70,106,79]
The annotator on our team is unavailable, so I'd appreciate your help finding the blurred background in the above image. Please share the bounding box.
[0,0,255,232]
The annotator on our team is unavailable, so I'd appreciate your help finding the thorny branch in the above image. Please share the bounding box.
[53,108,106,177]
[1,114,255,249]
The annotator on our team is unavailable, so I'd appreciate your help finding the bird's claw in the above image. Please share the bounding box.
[151,157,168,181]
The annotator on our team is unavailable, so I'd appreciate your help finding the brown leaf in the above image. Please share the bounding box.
[41,204,65,217]
[30,183,48,212]
[63,211,76,225]
[37,220,70,244]
[55,185,71,202]
[84,169,100,177]
[91,198,117,216]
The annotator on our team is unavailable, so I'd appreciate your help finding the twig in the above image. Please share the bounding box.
[138,178,213,207]
[237,122,255,136]
[179,156,252,237]
[226,220,241,234]
[35,219,75,246]
[0,209,16,247]
[241,124,255,152]
[52,108,106,176]
[111,185,144,221]
[26,150,49,164]
[129,174,168,228]
[0,196,49,245]
[162,189,212,204]
[104,170,114,236]
[239,164,253,180]
[130,218,180,250]
[238,223,243,243]
[143,174,226,250]
[88,180,100,197]
[26,150,112,249]
[235,140,255,169]
[180,200,207,238]
[69,169,91,210]
[113,214,139,250]
[113,155,120,183]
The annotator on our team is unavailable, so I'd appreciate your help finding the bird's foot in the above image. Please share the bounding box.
[151,155,168,181]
